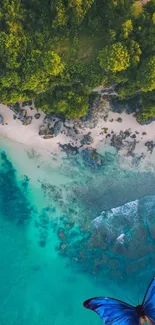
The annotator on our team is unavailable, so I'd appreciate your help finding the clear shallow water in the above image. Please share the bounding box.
[0,138,155,325]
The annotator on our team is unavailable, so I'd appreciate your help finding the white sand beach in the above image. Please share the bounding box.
[0,104,69,155]
[0,103,155,168]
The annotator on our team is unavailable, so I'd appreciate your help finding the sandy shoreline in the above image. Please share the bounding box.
[0,103,155,169]
[0,104,68,155]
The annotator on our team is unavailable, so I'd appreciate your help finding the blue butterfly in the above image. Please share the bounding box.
[83,277,155,325]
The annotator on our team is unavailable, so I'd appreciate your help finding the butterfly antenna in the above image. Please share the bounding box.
[137,282,142,304]
[126,296,134,305]
[138,291,140,304]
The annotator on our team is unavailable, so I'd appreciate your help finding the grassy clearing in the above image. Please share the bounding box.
[75,32,108,63]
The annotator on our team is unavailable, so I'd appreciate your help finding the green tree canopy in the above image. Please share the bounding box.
[0,0,154,119]
[98,42,130,72]
[137,56,155,92]
[121,19,133,39]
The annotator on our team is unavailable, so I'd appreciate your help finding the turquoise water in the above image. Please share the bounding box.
[0,138,155,325]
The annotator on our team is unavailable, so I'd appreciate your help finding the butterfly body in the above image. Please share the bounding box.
[135,305,145,317]
[83,278,155,325]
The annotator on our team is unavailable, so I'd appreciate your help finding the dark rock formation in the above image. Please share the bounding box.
[53,120,63,136]
[23,116,33,125]
[80,133,93,145]
[80,148,103,167]
[137,118,155,125]
[43,134,54,139]
[39,124,54,137]
[59,143,79,155]
[0,114,4,124]
[117,117,122,123]
[34,113,41,119]
[145,141,155,153]
[130,134,136,139]
[111,130,137,156]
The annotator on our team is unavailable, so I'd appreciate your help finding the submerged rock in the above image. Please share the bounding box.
[59,143,79,155]
[80,148,103,167]
[116,233,126,244]
[80,133,93,145]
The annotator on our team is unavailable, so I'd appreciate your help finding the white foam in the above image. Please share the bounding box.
[92,199,139,240]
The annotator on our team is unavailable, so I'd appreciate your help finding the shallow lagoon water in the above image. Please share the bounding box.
[0,137,155,325]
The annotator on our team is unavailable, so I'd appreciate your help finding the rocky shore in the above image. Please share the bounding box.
[0,93,155,168]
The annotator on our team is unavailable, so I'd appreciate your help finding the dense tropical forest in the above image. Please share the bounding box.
[0,0,155,119]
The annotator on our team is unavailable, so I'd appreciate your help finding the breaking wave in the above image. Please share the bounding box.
[93,195,155,245]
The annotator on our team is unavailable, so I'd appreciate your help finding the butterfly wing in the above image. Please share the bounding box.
[143,277,155,323]
[83,297,140,325]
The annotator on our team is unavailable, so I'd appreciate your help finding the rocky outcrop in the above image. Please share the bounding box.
[38,97,110,143]
[39,124,54,137]
[137,118,155,125]
[145,141,155,153]
[43,114,57,126]
[34,113,41,119]
[53,120,63,136]
[80,148,103,167]
[117,117,122,123]
[22,116,32,125]
[0,114,4,125]
[10,108,33,125]
[39,120,63,138]
[43,134,54,139]
[80,133,93,145]
[111,130,137,155]
[58,143,79,155]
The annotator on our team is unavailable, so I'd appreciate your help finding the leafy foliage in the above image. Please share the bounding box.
[137,56,155,92]
[137,91,155,120]
[121,20,133,39]
[98,43,130,72]
[0,0,154,118]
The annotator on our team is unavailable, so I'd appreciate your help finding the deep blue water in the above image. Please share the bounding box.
[0,139,155,325]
